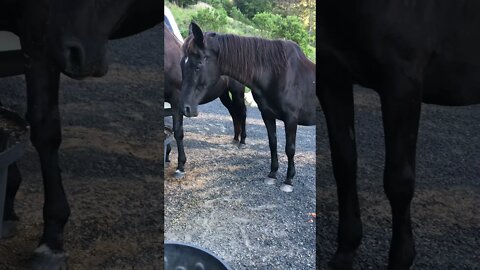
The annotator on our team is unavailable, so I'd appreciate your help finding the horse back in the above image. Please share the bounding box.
[110,0,162,39]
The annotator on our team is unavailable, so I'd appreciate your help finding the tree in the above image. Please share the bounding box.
[235,0,275,19]
[297,0,316,36]
[276,15,309,48]
[168,0,198,8]
[252,12,281,38]
[230,7,251,25]
[192,7,228,32]
[203,0,234,14]
[271,0,316,38]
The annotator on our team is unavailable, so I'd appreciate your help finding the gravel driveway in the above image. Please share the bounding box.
[317,87,480,269]
[165,100,317,269]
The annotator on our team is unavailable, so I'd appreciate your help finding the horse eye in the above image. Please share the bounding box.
[195,67,200,72]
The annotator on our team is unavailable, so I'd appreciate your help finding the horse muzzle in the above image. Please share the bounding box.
[182,105,199,117]
[62,39,108,79]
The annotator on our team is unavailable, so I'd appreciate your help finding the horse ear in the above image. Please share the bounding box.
[190,22,204,49]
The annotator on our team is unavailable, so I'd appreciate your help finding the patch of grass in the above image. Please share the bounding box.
[166,2,199,38]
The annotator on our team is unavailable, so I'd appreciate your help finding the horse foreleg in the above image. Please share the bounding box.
[319,82,360,270]
[172,103,186,178]
[380,77,421,270]
[280,119,297,192]
[260,113,278,185]
[24,56,69,269]
[2,163,22,238]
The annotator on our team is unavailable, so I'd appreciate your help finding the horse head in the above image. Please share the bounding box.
[180,22,222,117]
[20,0,137,79]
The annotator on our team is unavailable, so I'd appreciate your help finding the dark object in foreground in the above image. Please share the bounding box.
[317,1,480,269]
[1,1,162,268]
[164,242,231,270]
[0,106,28,238]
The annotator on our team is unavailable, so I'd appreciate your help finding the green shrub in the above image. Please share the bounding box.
[235,0,274,19]
[203,0,234,14]
[229,7,251,25]
[276,16,309,48]
[168,0,198,8]
[192,7,228,32]
[252,12,281,38]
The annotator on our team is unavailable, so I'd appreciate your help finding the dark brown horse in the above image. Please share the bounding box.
[317,1,480,269]
[0,1,161,269]
[164,25,247,178]
[181,22,317,192]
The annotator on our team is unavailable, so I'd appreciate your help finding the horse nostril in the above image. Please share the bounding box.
[184,105,191,116]
[64,42,85,70]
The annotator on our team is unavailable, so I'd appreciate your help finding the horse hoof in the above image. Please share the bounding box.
[237,143,246,149]
[31,244,68,270]
[280,184,293,192]
[1,220,18,239]
[231,139,239,144]
[174,169,185,179]
[264,177,276,185]
[328,251,355,270]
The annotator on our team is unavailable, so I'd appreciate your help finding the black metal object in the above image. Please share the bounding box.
[0,106,28,237]
[164,242,232,270]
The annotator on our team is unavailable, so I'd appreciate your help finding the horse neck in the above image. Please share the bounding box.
[219,63,253,87]
[217,34,285,90]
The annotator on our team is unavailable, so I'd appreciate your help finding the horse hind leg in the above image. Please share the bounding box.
[230,86,247,146]
[236,92,247,146]
[2,163,22,239]
[219,91,241,145]
[172,105,186,178]
[165,144,172,165]
[0,100,21,239]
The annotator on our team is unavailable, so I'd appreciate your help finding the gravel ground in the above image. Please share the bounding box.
[0,26,163,269]
[164,100,317,269]
[317,87,480,269]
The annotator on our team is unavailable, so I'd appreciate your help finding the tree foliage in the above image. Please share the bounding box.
[192,7,228,32]
[272,0,316,35]
[167,0,316,62]
[203,0,234,14]
[252,12,281,38]
[168,0,198,8]
[253,13,307,46]
[229,6,251,25]
[234,0,275,19]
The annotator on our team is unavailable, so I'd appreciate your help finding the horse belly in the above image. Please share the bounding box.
[297,87,318,126]
[298,106,317,126]
[423,56,480,106]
